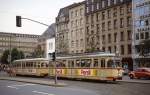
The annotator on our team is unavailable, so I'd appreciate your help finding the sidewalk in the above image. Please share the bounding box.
[0,71,67,87]
[0,71,150,84]
[117,75,150,84]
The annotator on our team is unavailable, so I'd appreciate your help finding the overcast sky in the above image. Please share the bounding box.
[0,0,83,35]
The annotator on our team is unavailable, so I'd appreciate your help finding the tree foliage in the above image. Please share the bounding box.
[0,48,25,64]
[31,45,44,58]
[1,50,10,64]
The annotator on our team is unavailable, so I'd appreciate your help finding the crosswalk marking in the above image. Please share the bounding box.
[7,83,36,89]
[32,90,55,95]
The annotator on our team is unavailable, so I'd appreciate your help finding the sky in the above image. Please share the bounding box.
[0,0,83,35]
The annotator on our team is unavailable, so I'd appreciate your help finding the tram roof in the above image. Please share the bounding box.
[14,52,116,62]
[57,52,116,59]
[14,58,49,62]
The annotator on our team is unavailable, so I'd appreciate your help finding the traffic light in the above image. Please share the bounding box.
[52,52,56,61]
[16,16,22,27]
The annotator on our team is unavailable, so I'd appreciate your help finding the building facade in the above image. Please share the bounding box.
[38,23,56,57]
[68,2,86,54]
[0,32,40,58]
[56,2,86,54]
[56,6,70,54]
[132,0,150,69]
[85,0,133,70]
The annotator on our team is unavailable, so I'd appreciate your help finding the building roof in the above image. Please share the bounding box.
[41,23,56,39]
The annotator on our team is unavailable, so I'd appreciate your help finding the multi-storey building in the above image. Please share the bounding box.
[68,1,86,53]
[56,6,70,54]
[85,0,133,70]
[0,32,40,58]
[132,0,150,69]
[56,2,86,54]
[38,23,55,57]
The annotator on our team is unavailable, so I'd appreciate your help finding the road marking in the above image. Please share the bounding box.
[7,83,36,89]
[7,86,18,89]
[10,83,36,87]
[32,90,55,95]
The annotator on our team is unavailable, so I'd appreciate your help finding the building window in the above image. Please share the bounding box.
[107,10,111,19]
[127,4,131,13]
[71,41,74,48]
[114,46,117,53]
[108,21,111,30]
[120,18,124,28]
[114,19,117,29]
[76,40,78,47]
[128,44,132,54]
[114,33,117,42]
[120,31,124,41]
[102,0,105,8]
[108,0,111,6]
[113,8,117,17]
[102,22,105,31]
[87,26,89,35]
[71,11,73,18]
[114,0,117,4]
[136,33,139,40]
[127,30,131,40]
[127,16,131,27]
[140,33,144,39]
[96,13,100,21]
[91,15,94,23]
[96,3,99,9]
[91,4,94,11]
[102,35,105,44]
[86,7,89,13]
[96,24,100,33]
[108,34,111,43]
[102,47,105,52]
[108,46,112,53]
[80,8,83,16]
[120,6,124,15]
[121,45,124,55]
[145,32,149,39]
[86,16,89,24]
[102,11,105,20]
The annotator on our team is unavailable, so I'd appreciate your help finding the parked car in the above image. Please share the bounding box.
[128,68,150,79]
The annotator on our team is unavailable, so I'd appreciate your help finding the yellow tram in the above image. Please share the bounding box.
[13,52,123,81]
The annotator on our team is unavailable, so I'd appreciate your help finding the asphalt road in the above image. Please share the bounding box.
[0,78,150,95]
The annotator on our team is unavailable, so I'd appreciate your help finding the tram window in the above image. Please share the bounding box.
[46,62,48,67]
[94,59,98,67]
[57,61,66,67]
[49,62,54,67]
[101,59,105,67]
[76,60,80,67]
[41,63,44,67]
[71,61,74,67]
[38,63,41,68]
[34,62,36,67]
[31,62,33,67]
[81,59,91,67]
[107,60,113,67]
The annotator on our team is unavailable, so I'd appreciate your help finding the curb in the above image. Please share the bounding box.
[117,80,150,84]
[0,77,67,87]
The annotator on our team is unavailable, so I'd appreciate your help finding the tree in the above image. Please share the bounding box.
[0,48,25,64]
[1,50,10,64]
[11,48,19,62]
[31,45,44,58]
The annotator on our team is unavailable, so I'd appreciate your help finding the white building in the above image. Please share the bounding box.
[46,38,55,59]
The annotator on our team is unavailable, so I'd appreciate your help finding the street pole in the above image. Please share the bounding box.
[9,34,12,65]
[54,52,57,84]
